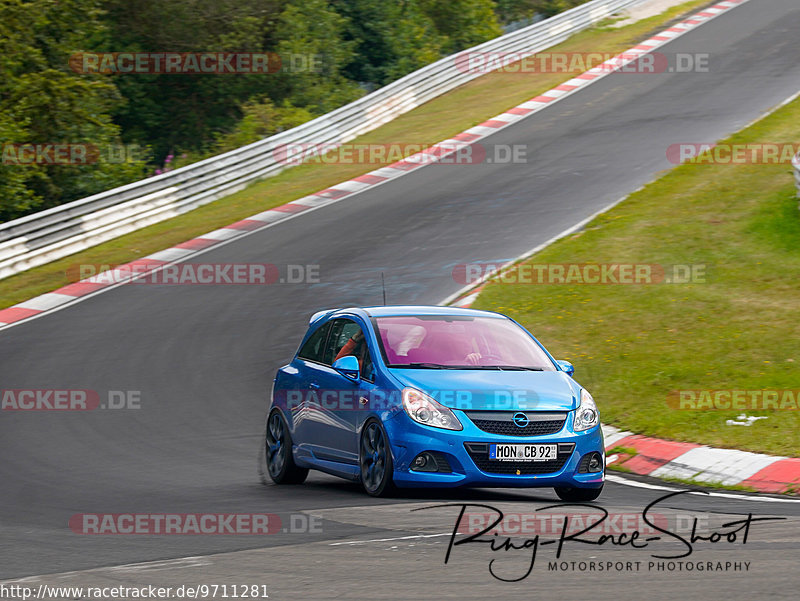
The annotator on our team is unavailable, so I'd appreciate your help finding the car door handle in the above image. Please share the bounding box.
[309,382,320,389]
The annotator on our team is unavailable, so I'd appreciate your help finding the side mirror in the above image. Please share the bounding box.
[556,360,574,377]
[332,355,360,381]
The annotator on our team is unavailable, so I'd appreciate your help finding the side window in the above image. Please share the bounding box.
[322,319,355,365]
[323,319,376,381]
[297,322,331,363]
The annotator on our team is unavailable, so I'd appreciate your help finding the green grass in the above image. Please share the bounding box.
[0,0,713,309]
[472,96,800,457]
[606,446,637,473]
[609,446,639,456]
[658,476,758,494]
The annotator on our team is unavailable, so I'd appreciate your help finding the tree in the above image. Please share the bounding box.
[418,0,502,55]
[272,0,363,113]
[494,0,590,24]
[0,0,147,222]
[102,0,280,163]
[332,0,500,86]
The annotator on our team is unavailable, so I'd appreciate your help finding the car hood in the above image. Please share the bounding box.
[389,369,580,412]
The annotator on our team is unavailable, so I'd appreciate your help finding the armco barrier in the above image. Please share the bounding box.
[0,0,647,280]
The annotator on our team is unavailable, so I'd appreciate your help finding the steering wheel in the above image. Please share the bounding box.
[465,351,503,364]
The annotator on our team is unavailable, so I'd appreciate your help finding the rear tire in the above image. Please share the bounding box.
[554,484,603,502]
[264,410,308,485]
[359,420,396,497]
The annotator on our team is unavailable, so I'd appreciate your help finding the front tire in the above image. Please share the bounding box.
[264,410,308,485]
[554,484,603,502]
[359,420,396,497]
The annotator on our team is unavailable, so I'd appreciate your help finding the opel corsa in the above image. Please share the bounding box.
[264,306,604,500]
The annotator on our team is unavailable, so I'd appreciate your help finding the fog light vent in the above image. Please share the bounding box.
[578,452,604,473]
[411,451,452,473]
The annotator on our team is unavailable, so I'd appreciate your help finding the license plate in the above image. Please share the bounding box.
[489,443,557,462]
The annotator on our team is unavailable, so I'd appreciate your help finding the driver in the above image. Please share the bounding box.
[396,325,426,357]
[464,351,483,365]
[334,330,366,368]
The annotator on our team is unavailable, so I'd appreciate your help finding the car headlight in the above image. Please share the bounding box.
[574,389,599,432]
[402,388,462,431]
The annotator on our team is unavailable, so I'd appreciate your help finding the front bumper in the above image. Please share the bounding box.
[384,410,604,489]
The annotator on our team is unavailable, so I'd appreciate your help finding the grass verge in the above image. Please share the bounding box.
[0,0,713,309]
[608,469,762,494]
[657,476,758,494]
[472,96,800,457]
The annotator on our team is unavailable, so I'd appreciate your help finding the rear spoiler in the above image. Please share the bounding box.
[309,309,338,324]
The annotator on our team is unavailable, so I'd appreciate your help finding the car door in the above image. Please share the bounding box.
[290,320,332,448]
[312,318,379,464]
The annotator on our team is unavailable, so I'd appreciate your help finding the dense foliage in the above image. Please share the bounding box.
[0,0,588,222]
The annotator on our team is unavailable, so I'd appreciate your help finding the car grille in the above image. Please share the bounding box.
[464,442,575,475]
[464,411,567,437]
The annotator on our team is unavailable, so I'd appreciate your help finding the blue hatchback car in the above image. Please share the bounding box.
[264,306,604,500]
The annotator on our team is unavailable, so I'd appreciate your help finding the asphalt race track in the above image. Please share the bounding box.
[1,0,800,597]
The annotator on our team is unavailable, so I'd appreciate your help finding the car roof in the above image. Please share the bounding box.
[314,305,507,321]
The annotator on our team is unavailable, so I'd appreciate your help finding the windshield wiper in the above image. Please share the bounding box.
[389,363,546,371]
[467,366,546,371]
[391,362,462,369]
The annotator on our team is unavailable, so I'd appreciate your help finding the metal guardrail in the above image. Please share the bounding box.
[794,152,800,198]
[0,0,646,280]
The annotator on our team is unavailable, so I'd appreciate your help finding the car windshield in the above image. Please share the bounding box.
[375,315,556,370]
